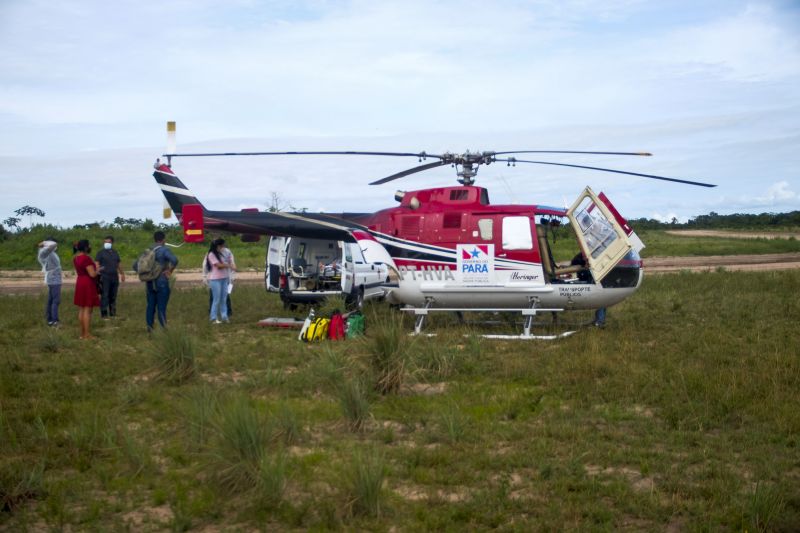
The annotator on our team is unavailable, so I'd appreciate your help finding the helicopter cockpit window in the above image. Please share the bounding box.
[574,198,619,259]
[477,218,493,240]
[501,216,533,250]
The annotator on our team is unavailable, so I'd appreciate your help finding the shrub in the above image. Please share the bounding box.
[207,394,268,494]
[257,450,287,507]
[345,448,386,518]
[365,311,414,395]
[338,377,371,432]
[181,385,219,449]
[151,328,197,385]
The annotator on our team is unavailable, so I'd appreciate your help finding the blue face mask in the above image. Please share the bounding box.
[104,242,112,250]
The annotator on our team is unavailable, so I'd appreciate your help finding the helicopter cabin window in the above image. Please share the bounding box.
[477,218,493,241]
[449,190,469,201]
[574,198,619,259]
[501,216,533,250]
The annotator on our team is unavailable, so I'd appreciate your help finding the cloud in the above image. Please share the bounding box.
[754,181,797,203]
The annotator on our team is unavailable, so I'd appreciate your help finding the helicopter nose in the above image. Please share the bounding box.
[599,249,643,289]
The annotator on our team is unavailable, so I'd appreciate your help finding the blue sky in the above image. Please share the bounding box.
[1,0,798,227]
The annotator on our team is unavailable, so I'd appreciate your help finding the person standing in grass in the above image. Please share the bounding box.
[95,235,125,319]
[206,239,232,324]
[72,239,100,339]
[37,237,62,327]
[202,238,235,318]
[135,230,178,332]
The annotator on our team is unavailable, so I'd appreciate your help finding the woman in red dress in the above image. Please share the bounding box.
[73,239,100,339]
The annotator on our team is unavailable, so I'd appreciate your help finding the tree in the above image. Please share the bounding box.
[3,217,21,231]
[14,205,45,228]
[266,192,295,213]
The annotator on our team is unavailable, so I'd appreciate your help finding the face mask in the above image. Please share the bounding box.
[104,242,112,250]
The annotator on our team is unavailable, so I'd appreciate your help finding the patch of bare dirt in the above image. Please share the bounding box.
[0,269,264,295]
[644,253,800,273]
[584,464,655,493]
[665,229,800,240]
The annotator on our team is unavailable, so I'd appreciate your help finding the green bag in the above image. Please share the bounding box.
[346,312,365,338]
[135,245,164,282]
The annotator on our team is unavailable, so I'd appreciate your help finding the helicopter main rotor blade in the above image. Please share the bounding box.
[493,150,652,157]
[163,150,434,158]
[369,160,449,185]
[497,158,717,187]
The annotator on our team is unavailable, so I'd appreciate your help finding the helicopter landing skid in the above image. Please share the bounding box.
[402,304,574,340]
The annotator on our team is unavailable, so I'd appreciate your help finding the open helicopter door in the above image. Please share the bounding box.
[567,187,634,283]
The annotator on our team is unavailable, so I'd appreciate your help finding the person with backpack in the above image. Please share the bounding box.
[95,235,125,319]
[134,231,178,332]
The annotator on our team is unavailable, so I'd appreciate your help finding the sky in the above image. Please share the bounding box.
[0,0,798,228]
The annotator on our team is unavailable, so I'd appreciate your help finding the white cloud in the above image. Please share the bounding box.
[0,1,799,225]
[754,181,797,203]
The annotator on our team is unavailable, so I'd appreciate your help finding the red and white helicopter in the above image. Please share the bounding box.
[153,134,715,337]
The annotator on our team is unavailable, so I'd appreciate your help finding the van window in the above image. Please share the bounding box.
[502,216,533,250]
[477,218,493,240]
[346,243,366,264]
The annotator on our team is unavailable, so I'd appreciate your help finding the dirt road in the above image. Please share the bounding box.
[665,230,800,240]
[2,253,799,295]
[643,253,800,273]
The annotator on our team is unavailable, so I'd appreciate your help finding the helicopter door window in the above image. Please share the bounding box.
[574,198,619,259]
[477,218,493,240]
[501,216,533,250]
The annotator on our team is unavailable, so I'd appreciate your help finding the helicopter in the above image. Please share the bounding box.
[152,134,715,337]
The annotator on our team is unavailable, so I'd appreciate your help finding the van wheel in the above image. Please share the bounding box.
[347,286,364,310]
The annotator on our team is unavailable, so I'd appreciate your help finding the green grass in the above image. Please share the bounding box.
[0,224,268,270]
[2,225,799,272]
[1,271,799,530]
[549,226,800,261]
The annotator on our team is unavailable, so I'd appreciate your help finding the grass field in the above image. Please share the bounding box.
[2,226,799,271]
[1,270,799,530]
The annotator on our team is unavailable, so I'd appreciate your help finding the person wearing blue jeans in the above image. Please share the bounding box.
[38,239,63,327]
[205,239,232,324]
[137,231,178,331]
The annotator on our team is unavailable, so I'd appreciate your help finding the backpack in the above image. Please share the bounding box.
[302,317,330,342]
[136,246,164,282]
[346,312,365,338]
[328,312,346,340]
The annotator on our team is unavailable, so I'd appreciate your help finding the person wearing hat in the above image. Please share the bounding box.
[37,237,62,327]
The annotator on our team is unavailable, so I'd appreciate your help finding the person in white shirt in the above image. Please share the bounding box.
[37,238,62,327]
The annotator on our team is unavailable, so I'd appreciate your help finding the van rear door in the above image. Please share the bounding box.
[567,187,634,283]
[266,236,285,292]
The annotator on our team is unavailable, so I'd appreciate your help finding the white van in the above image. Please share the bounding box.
[265,236,390,309]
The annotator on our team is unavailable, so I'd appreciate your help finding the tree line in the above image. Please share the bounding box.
[629,211,800,230]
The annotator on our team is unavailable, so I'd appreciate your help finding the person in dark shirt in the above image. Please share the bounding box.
[95,235,126,318]
[134,231,179,331]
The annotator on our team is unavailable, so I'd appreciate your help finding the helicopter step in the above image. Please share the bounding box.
[401,304,575,340]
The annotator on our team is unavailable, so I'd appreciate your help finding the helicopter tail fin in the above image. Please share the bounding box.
[152,160,206,218]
